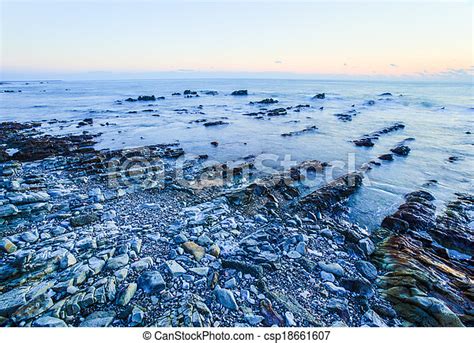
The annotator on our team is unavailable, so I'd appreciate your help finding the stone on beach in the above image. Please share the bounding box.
[181,241,206,261]
[214,286,239,310]
[137,271,166,294]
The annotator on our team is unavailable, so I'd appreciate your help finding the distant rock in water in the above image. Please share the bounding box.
[390,145,411,156]
[378,92,393,96]
[281,125,318,137]
[353,138,374,147]
[448,156,462,163]
[250,98,278,105]
[335,109,360,122]
[203,121,228,127]
[266,108,287,116]
[125,95,156,102]
[137,95,157,101]
[231,90,248,96]
[353,123,405,147]
[183,90,197,95]
[312,93,325,99]
[172,92,181,96]
[378,154,393,161]
[202,90,218,96]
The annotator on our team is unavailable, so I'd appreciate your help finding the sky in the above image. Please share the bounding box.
[0,0,473,81]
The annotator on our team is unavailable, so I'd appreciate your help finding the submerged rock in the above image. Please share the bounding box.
[231,90,248,96]
[312,93,325,99]
[391,145,411,156]
[203,121,228,127]
[125,95,156,102]
[250,98,278,104]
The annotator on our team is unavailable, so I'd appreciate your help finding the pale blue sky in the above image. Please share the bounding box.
[1,1,472,80]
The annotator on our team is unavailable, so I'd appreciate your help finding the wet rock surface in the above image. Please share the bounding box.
[353,123,405,147]
[373,191,473,327]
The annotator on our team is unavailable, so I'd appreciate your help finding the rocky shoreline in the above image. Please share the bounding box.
[0,120,472,328]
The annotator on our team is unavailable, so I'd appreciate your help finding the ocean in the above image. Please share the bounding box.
[1,78,473,229]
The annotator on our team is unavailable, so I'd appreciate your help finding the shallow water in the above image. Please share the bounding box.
[1,78,473,229]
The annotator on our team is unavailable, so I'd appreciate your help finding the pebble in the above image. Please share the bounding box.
[320,271,335,282]
[182,241,206,261]
[116,283,137,306]
[60,252,77,269]
[115,268,129,282]
[318,262,345,277]
[285,311,297,326]
[295,242,306,255]
[361,309,387,327]
[287,250,302,259]
[209,244,220,257]
[129,306,145,326]
[20,230,39,243]
[32,316,68,327]
[358,238,375,256]
[324,282,347,296]
[355,260,378,281]
[131,257,154,272]
[165,260,186,277]
[137,271,166,294]
[105,254,129,270]
[0,238,17,253]
[320,228,333,238]
[214,286,239,310]
[79,311,115,327]
[189,267,209,276]
[224,277,237,289]
[244,314,264,325]
[89,256,106,275]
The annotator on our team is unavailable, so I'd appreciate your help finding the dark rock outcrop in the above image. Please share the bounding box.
[353,123,405,147]
[373,191,473,327]
[231,90,248,96]
[300,172,363,212]
[250,98,278,105]
[281,126,318,137]
[312,93,325,99]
